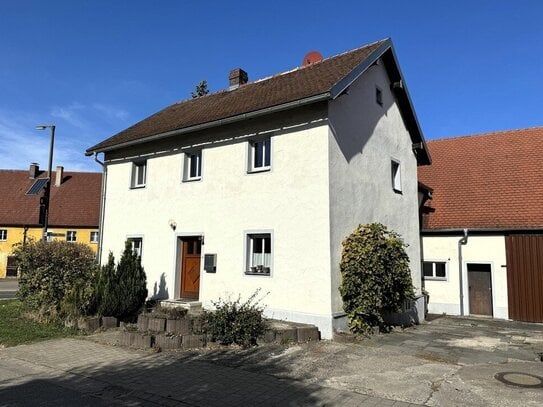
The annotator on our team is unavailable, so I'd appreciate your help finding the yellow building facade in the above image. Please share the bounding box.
[0,226,99,278]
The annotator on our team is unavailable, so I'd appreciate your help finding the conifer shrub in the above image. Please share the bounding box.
[339,223,414,336]
[94,241,148,320]
[202,290,267,347]
[14,239,98,319]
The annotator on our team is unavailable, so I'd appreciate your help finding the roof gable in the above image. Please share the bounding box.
[87,39,430,165]
[0,169,102,228]
[418,127,543,230]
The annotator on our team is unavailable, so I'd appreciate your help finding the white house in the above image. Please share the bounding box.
[87,39,431,338]
[418,127,543,323]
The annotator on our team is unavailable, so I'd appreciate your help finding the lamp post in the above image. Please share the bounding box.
[35,125,55,241]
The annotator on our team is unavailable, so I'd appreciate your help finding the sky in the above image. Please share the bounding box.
[1,1,542,172]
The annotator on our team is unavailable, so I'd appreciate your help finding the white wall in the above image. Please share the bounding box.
[327,60,423,319]
[101,108,336,337]
[422,235,508,319]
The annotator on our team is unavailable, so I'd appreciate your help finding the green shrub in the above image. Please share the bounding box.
[339,223,414,336]
[203,290,267,347]
[94,241,148,320]
[14,239,98,319]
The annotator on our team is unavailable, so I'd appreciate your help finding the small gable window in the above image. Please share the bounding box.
[183,150,202,181]
[391,159,402,192]
[248,138,271,173]
[376,86,383,106]
[131,161,147,188]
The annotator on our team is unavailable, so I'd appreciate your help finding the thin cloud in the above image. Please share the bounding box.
[92,103,129,122]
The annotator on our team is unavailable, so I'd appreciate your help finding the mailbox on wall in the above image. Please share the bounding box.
[204,254,217,273]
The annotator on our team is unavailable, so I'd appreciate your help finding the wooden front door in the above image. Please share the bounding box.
[468,263,493,316]
[180,237,201,299]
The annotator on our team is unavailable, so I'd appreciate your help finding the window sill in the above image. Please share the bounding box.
[247,166,271,174]
[423,277,447,281]
[182,177,202,183]
[245,271,271,276]
[130,184,146,189]
[393,188,402,194]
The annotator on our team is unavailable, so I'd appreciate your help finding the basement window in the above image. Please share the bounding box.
[423,261,447,281]
[131,160,147,188]
[246,233,272,275]
[0,229,7,241]
[66,231,77,242]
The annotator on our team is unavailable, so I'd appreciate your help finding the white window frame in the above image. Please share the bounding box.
[391,159,402,192]
[247,137,272,173]
[0,229,7,241]
[131,160,147,188]
[66,230,77,242]
[127,236,143,258]
[245,231,273,276]
[90,231,99,244]
[183,150,202,182]
[423,260,448,281]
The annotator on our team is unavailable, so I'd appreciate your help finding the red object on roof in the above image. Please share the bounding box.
[418,127,543,231]
[0,169,101,228]
[302,51,323,66]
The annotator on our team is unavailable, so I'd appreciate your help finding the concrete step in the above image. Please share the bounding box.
[160,299,203,315]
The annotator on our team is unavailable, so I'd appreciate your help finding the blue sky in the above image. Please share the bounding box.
[1,1,542,171]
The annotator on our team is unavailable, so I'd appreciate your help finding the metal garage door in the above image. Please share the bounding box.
[505,234,543,322]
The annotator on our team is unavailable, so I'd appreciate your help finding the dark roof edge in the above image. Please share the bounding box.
[86,92,330,156]
[422,227,543,235]
[330,38,431,165]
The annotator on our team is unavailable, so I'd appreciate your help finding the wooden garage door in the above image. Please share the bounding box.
[505,234,543,322]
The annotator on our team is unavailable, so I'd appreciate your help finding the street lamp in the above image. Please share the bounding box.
[35,125,55,241]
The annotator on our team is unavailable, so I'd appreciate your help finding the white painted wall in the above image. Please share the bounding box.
[101,109,336,337]
[327,60,423,322]
[422,235,508,319]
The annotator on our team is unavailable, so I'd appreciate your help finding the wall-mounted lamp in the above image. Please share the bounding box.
[169,220,177,231]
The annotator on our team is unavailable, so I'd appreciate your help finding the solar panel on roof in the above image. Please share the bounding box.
[26,178,49,195]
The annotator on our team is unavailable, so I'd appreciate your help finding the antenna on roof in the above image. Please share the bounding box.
[302,51,323,66]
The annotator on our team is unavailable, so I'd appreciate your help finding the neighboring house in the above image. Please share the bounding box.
[0,164,102,278]
[418,127,543,323]
[86,38,431,338]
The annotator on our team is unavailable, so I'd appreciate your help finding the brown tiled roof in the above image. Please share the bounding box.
[418,127,543,230]
[87,40,385,153]
[0,169,101,228]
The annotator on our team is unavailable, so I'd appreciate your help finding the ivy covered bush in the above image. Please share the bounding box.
[14,239,98,320]
[339,223,414,335]
[93,241,148,320]
[203,290,267,347]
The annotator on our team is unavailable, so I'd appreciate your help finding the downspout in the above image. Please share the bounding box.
[458,228,469,316]
[94,153,107,264]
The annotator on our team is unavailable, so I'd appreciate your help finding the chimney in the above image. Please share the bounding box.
[229,68,248,90]
[55,166,64,187]
[29,163,39,179]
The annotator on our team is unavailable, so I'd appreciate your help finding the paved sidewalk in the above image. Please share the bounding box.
[0,279,17,299]
[0,338,418,406]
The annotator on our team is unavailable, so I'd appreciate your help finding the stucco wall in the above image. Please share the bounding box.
[327,60,423,318]
[422,235,508,319]
[101,106,336,337]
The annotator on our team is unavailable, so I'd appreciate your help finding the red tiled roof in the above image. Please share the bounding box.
[0,169,101,228]
[418,127,543,230]
[87,40,385,153]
